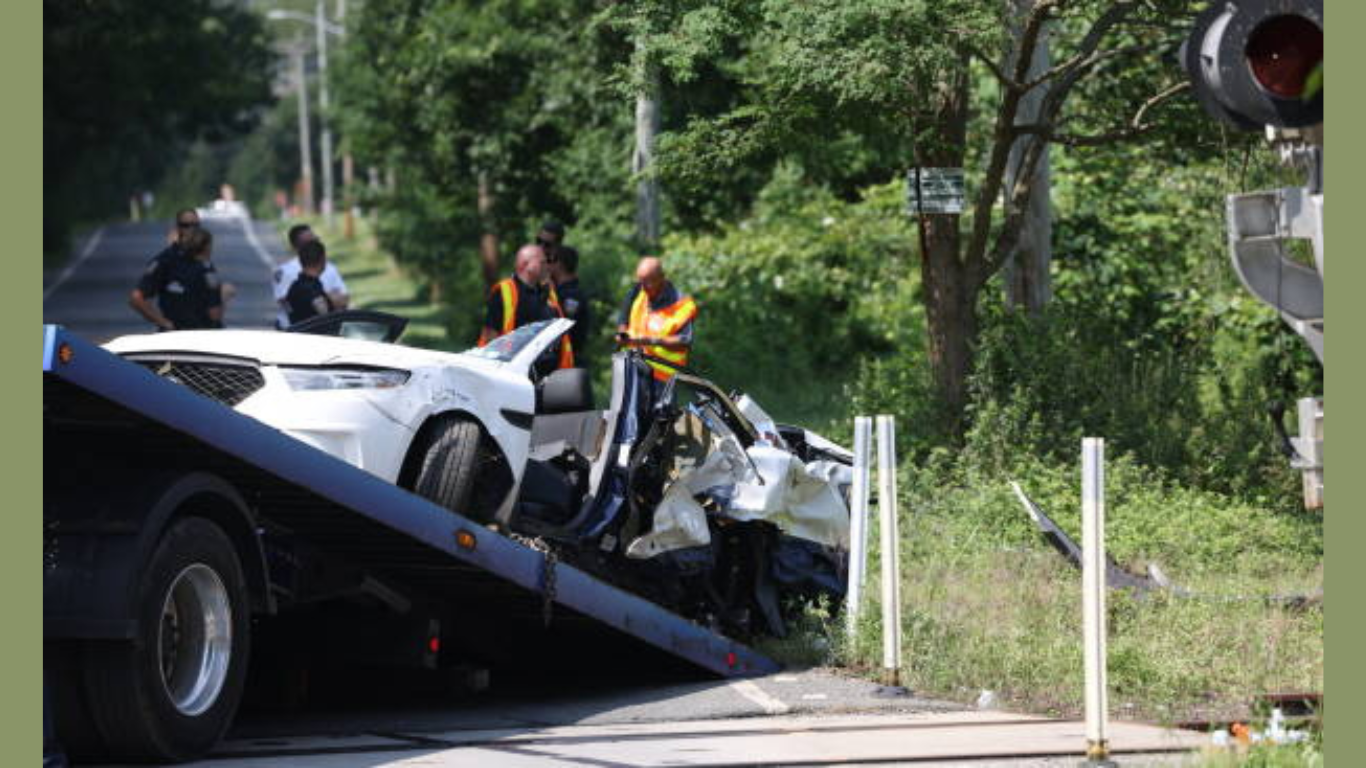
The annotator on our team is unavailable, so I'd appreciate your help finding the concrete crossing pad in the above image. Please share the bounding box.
[199,711,1206,767]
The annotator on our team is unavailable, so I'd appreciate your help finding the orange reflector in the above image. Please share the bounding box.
[726,652,737,668]
[57,343,74,365]
[428,636,440,654]
[456,530,477,550]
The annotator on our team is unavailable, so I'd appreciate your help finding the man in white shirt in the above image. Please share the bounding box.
[273,224,350,328]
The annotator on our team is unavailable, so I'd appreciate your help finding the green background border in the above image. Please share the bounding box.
[1327,2,1352,762]
[15,0,39,761]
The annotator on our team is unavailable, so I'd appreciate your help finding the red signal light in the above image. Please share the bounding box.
[428,636,440,654]
[1245,15,1322,99]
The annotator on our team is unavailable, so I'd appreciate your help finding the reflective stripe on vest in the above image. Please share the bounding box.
[628,290,697,381]
[476,278,520,347]
[547,284,575,369]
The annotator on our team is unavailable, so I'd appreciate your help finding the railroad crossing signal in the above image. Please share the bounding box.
[1181,0,1322,130]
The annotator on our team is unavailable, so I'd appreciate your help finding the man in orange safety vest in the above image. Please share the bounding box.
[615,256,697,385]
[478,243,575,371]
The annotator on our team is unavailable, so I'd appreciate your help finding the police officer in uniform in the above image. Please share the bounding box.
[550,245,591,368]
[128,215,225,331]
[284,240,335,325]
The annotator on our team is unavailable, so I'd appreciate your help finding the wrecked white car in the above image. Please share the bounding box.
[103,311,853,638]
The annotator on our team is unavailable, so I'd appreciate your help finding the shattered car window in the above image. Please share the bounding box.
[461,320,555,363]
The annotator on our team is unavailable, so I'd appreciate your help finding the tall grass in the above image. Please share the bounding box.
[831,299,1323,726]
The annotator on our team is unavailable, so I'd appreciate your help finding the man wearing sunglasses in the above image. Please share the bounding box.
[549,244,591,369]
[128,213,227,331]
[534,219,566,262]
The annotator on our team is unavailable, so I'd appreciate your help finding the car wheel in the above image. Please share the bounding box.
[82,517,251,762]
[415,415,485,520]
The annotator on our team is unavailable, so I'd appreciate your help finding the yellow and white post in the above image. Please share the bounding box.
[876,415,901,686]
[845,416,873,640]
[1082,437,1114,766]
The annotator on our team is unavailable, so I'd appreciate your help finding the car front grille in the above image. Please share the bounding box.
[134,359,266,407]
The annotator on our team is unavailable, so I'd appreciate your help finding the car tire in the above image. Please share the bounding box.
[82,517,251,762]
[415,416,484,519]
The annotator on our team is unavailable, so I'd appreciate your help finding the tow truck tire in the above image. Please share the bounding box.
[84,517,250,762]
[415,416,483,519]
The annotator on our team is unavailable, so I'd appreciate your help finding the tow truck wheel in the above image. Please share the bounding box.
[85,517,250,762]
[415,415,484,519]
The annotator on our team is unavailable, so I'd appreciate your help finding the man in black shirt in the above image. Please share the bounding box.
[550,245,591,368]
[285,240,335,326]
[129,217,224,331]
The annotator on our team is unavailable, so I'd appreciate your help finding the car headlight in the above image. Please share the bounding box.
[279,366,410,391]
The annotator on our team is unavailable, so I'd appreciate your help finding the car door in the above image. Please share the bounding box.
[504,318,576,376]
[284,310,409,342]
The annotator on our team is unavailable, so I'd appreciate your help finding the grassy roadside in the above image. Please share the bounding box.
[822,457,1322,764]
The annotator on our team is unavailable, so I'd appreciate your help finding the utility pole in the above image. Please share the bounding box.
[292,41,315,216]
[1003,0,1052,314]
[633,63,662,252]
[316,0,335,224]
[338,0,356,238]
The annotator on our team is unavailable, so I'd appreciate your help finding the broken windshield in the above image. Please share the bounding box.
[461,320,556,363]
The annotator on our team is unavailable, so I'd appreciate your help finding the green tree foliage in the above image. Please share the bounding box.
[337,0,1317,509]
[610,0,1238,422]
[664,170,922,418]
[337,0,640,302]
[44,0,272,250]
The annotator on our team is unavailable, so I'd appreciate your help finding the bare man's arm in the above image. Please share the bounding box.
[129,289,174,331]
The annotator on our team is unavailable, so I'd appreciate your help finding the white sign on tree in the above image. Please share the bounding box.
[906,168,965,215]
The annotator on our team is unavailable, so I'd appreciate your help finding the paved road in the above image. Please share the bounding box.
[180,668,1202,767]
[42,217,284,343]
[67,667,1191,768]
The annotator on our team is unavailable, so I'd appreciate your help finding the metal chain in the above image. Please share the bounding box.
[511,533,557,627]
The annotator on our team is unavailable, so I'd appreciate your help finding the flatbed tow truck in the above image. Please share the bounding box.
[43,324,779,763]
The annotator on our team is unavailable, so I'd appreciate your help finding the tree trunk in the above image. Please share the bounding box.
[921,216,975,421]
[633,64,662,252]
[915,58,973,423]
[1003,0,1052,313]
[477,171,499,289]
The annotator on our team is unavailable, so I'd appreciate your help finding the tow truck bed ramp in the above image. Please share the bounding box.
[43,325,779,676]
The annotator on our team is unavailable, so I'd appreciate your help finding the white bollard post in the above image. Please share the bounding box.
[846,416,873,639]
[877,415,901,685]
[1082,438,1114,766]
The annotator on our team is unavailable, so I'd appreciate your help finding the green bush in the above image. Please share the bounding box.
[663,168,923,425]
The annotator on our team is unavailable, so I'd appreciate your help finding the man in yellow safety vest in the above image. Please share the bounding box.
[478,243,575,371]
[615,256,697,384]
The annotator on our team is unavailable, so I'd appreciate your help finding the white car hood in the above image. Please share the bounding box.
[104,329,483,371]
